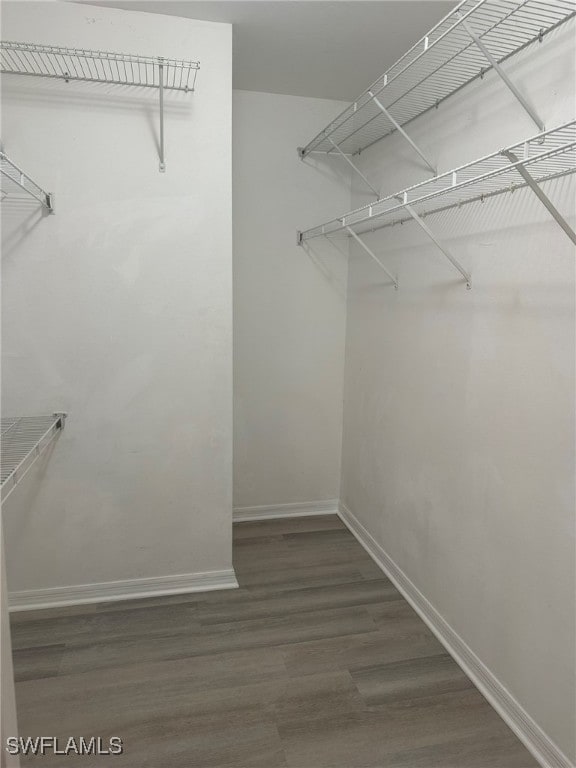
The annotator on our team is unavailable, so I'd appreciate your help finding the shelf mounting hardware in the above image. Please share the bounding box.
[367,90,436,175]
[502,149,576,245]
[345,226,398,288]
[327,137,380,199]
[53,412,68,429]
[457,13,544,133]
[403,202,471,288]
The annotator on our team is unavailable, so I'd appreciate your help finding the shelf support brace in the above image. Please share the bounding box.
[0,154,55,212]
[503,150,576,245]
[345,226,398,288]
[327,137,380,199]
[404,202,471,287]
[458,13,544,132]
[159,60,166,172]
[368,90,436,175]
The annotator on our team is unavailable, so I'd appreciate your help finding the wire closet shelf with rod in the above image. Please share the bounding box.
[298,121,576,289]
[0,41,200,171]
[298,0,576,168]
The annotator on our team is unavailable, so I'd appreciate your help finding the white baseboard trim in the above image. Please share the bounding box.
[338,502,574,768]
[233,499,339,523]
[9,569,239,612]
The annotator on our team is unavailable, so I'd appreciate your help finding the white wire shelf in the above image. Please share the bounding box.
[0,41,199,91]
[0,151,53,210]
[0,41,200,171]
[1,414,66,502]
[299,0,576,159]
[298,121,576,242]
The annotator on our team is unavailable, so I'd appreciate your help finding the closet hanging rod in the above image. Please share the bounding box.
[1,414,66,502]
[298,0,576,160]
[0,151,53,211]
[297,121,576,244]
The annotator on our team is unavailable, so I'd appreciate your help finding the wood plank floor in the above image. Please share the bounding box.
[10,515,539,767]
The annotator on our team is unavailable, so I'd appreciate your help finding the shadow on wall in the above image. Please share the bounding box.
[1,442,63,597]
[351,262,575,316]
[1,203,48,261]
[1,77,196,169]
[303,238,347,301]
[1,77,194,113]
[300,153,353,196]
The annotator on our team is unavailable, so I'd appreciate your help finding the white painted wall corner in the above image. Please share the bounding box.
[232,497,572,768]
[337,502,575,768]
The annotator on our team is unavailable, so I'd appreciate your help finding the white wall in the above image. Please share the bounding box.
[1,525,19,768]
[340,20,575,764]
[1,2,233,595]
[233,90,350,510]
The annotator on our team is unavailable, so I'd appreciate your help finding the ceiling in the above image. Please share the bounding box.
[76,1,457,101]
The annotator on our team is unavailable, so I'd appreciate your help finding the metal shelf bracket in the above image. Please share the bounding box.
[368,90,436,175]
[0,150,54,212]
[327,137,380,199]
[296,224,398,289]
[403,203,471,288]
[458,12,545,133]
[158,59,165,172]
[345,225,398,288]
[502,149,576,245]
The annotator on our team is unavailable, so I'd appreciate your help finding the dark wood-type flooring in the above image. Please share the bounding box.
[11,515,539,767]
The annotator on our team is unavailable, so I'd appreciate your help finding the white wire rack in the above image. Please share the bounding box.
[0,151,53,210]
[1,414,66,502]
[299,0,576,159]
[0,41,199,91]
[0,41,200,171]
[298,121,576,242]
